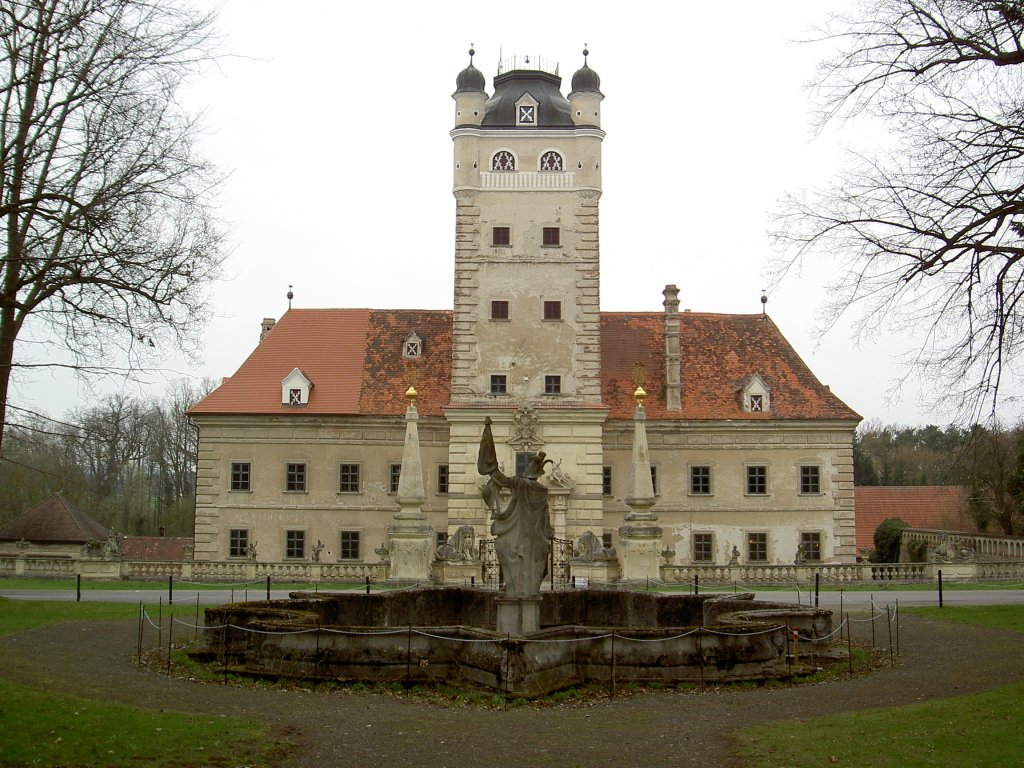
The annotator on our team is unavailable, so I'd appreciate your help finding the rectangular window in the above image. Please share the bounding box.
[801,532,822,562]
[288,388,302,406]
[339,531,361,560]
[748,532,768,562]
[437,464,449,494]
[543,300,562,321]
[650,465,659,495]
[602,532,613,550]
[542,226,560,246]
[693,533,713,563]
[515,451,538,477]
[285,530,305,559]
[690,465,711,495]
[230,462,251,492]
[749,394,764,412]
[490,374,507,394]
[602,466,612,496]
[436,531,448,550]
[800,465,821,494]
[492,226,510,246]
[389,463,402,493]
[746,465,767,495]
[491,300,509,320]
[544,375,561,395]
[285,462,306,492]
[229,529,248,558]
[339,463,361,493]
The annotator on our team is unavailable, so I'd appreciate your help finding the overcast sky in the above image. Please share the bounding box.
[14,0,1021,426]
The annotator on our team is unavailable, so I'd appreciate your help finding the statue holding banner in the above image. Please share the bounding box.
[478,417,554,599]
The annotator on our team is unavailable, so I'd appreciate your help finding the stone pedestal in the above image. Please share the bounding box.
[495,597,542,636]
[387,524,434,582]
[570,559,620,586]
[618,524,663,582]
[430,560,482,585]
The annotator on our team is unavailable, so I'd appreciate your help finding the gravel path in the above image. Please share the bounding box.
[2,611,1022,767]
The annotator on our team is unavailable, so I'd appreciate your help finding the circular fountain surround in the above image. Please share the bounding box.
[204,587,832,698]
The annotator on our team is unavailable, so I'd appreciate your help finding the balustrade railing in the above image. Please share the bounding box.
[480,171,576,190]
[903,528,1024,560]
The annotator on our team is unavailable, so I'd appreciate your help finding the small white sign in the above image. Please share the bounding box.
[575,578,589,589]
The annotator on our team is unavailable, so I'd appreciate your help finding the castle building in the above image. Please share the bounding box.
[189,50,860,573]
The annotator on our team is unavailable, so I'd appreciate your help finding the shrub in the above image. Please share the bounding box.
[872,517,908,563]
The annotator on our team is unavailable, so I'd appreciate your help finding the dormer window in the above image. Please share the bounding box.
[492,151,516,171]
[740,374,771,413]
[403,331,422,359]
[281,367,313,407]
[515,93,539,127]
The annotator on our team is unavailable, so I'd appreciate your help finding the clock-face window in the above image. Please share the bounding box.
[492,151,516,171]
[518,105,535,124]
[540,151,563,171]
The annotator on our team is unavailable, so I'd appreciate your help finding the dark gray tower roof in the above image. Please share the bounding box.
[455,47,486,93]
[570,48,602,95]
[482,69,572,127]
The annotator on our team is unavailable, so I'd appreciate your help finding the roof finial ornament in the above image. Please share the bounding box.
[760,289,768,317]
[287,284,294,310]
[583,44,589,62]
[468,44,475,63]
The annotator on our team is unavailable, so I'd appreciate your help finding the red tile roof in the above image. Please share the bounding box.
[191,309,857,422]
[602,312,858,420]
[120,536,194,562]
[854,486,971,550]
[0,493,108,543]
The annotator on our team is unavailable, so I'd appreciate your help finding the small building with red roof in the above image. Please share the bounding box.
[853,486,971,553]
[190,52,861,571]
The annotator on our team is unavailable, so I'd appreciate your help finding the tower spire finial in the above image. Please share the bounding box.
[583,44,589,61]
[287,284,294,310]
[469,43,475,63]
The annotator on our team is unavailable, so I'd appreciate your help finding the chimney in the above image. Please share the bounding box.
[662,285,681,411]
[260,317,276,341]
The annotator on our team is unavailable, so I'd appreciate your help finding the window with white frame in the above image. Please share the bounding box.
[339,530,361,560]
[229,529,249,558]
[230,462,251,492]
[285,530,305,559]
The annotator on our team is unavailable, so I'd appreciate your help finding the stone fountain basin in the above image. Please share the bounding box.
[203,588,831,697]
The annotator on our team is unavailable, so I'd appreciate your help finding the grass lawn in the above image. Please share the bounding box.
[0,577,372,591]
[732,604,1024,767]
[0,598,284,766]
[0,597,143,636]
[0,678,280,767]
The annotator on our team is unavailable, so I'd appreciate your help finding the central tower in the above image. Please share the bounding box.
[445,48,608,543]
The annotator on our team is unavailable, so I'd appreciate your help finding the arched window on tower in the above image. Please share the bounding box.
[492,151,516,171]
[539,151,563,171]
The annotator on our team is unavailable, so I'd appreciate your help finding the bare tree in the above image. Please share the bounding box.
[773,1,1024,418]
[0,0,224,454]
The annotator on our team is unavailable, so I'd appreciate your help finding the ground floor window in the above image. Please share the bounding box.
[285,530,305,559]
[693,533,713,562]
[339,531,361,560]
[436,531,448,550]
[747,532,768,562]
[800,531,822,562]
[229,529,248,558]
